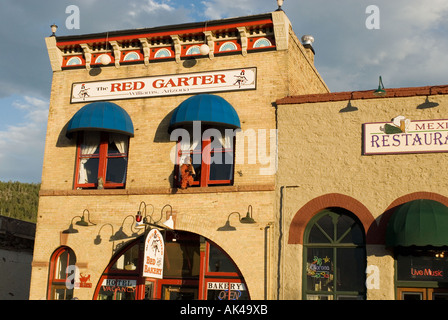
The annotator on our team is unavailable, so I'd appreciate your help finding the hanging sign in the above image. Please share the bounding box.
[71,67,257,103]
[363,116,448,155]
[143,229,165,279]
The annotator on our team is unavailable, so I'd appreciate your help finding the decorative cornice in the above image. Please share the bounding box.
[47,12,281,71]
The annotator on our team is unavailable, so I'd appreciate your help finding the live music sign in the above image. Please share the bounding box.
[71,67,257,103]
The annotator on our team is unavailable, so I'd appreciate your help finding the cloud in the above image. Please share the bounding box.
[0,95,48,182]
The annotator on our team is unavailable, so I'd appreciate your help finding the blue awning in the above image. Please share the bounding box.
[168,94,241,132]
[66,101,134,137]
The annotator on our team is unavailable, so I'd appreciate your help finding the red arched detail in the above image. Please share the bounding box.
[288,193,376,245]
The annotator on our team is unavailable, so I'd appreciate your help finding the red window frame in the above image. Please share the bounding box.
[74,132,129,189]
[175,134,235,188]
[47,246,76,300]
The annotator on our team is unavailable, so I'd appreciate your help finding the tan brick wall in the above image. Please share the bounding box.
[31,26,328,300]
[277,93,448,299]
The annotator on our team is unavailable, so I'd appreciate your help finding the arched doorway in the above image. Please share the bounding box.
[303,208,367,300]
[93,230,249,300]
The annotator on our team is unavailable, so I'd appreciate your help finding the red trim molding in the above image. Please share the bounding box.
[277,85,448,105]
[288,193,376,245]
[288,192,448,246]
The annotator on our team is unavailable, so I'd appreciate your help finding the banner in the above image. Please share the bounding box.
[143,229,165,279]
[71,67,257,103]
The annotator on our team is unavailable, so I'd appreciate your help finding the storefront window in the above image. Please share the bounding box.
[303,208,366,300]
[93,231,248,300]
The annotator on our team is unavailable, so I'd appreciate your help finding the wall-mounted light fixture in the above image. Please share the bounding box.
[62,216,82,234]
[76,209,96,226]
[373,76,387,97]
[111,215,141,241]
[135,202,175,230]
[217,205,257,231]
[62,210,96,234]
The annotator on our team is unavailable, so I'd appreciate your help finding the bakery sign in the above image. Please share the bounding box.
[363,116,448,155]
[71,67,257,103]
[142,229,165,279]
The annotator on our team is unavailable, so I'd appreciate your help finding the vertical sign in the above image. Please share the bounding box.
[143,229,165,279]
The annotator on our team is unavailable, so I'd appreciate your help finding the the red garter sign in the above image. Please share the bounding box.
[71,67,257,103]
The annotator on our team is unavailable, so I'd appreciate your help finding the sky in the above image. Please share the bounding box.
[0,0,447,183]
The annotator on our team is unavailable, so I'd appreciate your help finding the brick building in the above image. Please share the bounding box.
[30,9,328,300]
[31,7,448,301]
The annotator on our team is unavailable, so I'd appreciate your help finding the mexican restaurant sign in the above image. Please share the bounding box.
[71,67,257,103]
[363,116,448,155]
[143,229,165,279]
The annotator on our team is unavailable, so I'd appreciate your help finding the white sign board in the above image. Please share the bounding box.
[143,229,165,279]
[71,67,257,103]
[363,116,448,155]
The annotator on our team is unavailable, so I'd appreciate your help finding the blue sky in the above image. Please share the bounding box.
[1,0,448,183]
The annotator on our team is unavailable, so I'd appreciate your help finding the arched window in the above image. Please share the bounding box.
[123,52,140,61]
[219,42,237,52]
[67,57,82,66]
[186,45,201,55]
[47,246,77,300]
[303,208,366,300]
[154,48,172,58]
[253,38,272,48]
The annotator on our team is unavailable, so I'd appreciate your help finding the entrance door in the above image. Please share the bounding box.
[398,288,448,300]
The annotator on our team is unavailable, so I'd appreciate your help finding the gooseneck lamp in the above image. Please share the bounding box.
[373,76,387,97]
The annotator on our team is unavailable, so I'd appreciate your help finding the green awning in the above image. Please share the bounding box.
[386,199,448,247]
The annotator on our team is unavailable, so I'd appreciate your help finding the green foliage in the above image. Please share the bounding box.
[0,181,40,223]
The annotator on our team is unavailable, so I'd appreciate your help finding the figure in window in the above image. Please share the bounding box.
[180,156,196,189]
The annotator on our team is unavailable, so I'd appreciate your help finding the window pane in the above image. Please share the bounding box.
[80,158,99,184]
[111,243,139,271]
[206,282,248,300]
[209,151,233,181]
[337,215,364,244]
[208,244,238,273]
[336,248,366,292]
[163,242,200,278]
[308,225,331,243]
[52,286,73,300]
[97,278,137,300]
[106,158,127,183]
[306,248,334,292]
